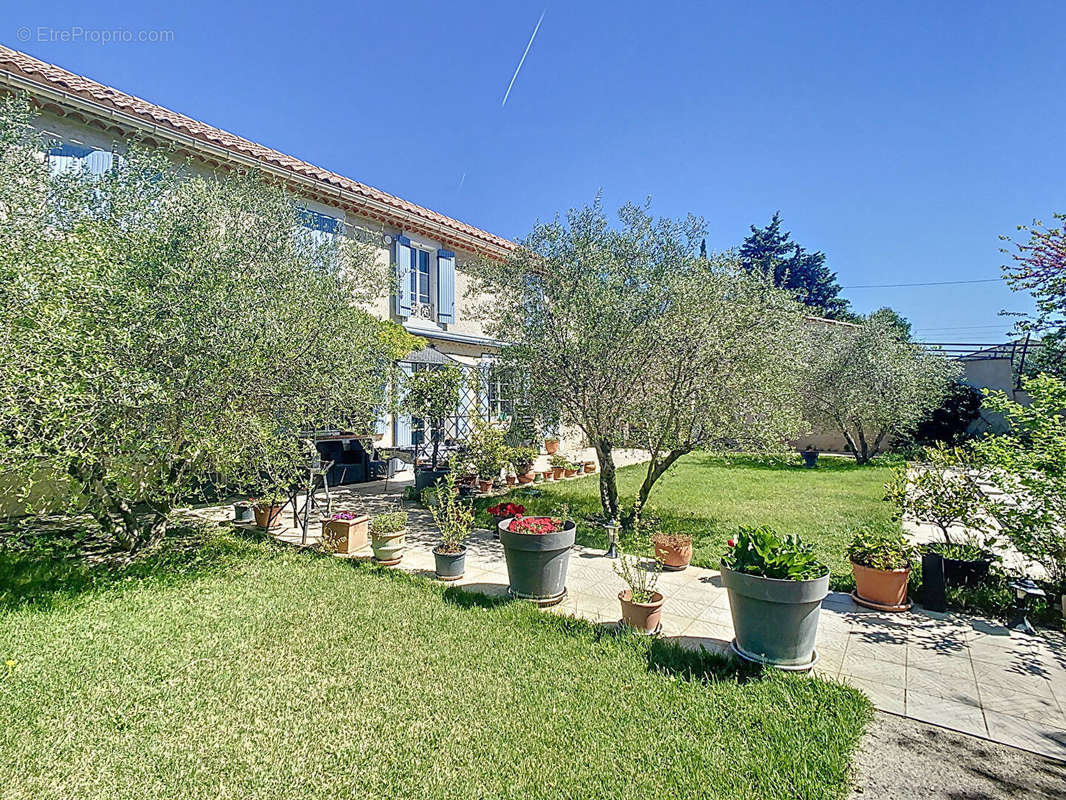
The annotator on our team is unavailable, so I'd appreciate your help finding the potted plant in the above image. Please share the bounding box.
[885,446,996,587]
[721,526,829,670]
[508,445,538,485]
[488,501,525,538]
[563,460,579,478]
[321,510,369,554]
[847,528,916,611]
[800,446,819,468]
[544,436,560,455]
[614,549,664,634]
[499,513,576,605]
[430,473,474,581]
[250,492,286,529]
[549,454,569,480]
[233,500,254,524]
[466,417,507,496]
[652,532,693,571]
[370,510,408,565]
[402,366,462,492]
[583,460,596,474]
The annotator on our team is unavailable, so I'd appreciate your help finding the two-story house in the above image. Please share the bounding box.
[0,45,528,463]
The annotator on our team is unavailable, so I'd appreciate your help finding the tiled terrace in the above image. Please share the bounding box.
[190,473,1066,762]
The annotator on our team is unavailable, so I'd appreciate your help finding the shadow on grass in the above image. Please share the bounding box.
[0,518,274,614]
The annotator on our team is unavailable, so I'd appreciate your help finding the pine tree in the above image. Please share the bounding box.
[739,212,851,319]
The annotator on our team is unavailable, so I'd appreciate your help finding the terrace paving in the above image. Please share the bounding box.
[188,471,1066,762]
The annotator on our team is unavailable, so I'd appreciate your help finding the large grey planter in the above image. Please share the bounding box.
[498,519,576,606]
[720,562,829,670]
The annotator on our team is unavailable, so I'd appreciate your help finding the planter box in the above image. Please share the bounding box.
[498,518,576,605]
[322,515,369,554]
[721,563,828,669]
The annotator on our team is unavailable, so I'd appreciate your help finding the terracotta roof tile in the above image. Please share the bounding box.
[0,45,513,255]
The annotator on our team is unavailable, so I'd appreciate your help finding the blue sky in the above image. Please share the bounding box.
[6,0,1065,340]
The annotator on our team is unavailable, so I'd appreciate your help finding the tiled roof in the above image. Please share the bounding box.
[0,45,514,257]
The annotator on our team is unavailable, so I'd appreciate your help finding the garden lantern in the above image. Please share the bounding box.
[1007,577,1045,636]
[604,517,620,559]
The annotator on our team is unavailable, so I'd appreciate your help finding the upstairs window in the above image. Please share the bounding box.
[299,209,341,245]
[410,248,432,307]
[47,143,114,176]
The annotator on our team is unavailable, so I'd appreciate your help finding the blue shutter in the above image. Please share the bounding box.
[82,150,113,175]
[395,362,413,447]
[436,250,456,324]
[394,236,412,318]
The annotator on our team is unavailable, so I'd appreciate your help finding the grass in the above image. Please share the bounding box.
[479,452,901,589]
[0,525,871,800]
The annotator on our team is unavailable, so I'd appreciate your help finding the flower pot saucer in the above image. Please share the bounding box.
[508,586,567,607]
[436,572,464,582]
[850,591,912,613]
[660,563,689,572]
[729,639,819,672]
[372,556,402,567]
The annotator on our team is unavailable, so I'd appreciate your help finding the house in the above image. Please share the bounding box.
[0,45,533,471]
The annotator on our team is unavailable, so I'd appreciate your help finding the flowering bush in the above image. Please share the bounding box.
[488,502,525,518]
[507,516,565,535]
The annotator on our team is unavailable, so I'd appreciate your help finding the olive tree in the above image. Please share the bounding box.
[627,256,810,518]
[803,317,959,463]
[467,200,702,518]
[0,96,416,550]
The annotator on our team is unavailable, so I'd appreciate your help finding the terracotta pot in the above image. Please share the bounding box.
[505,475,517,486]
[563,468,577,478]
[253,503,284,529]
[618,590,664,634]
[477,479,494,493]
[544,439,560,455]
[321,515,369,554]
[517,471,536,485]
[551,466,565,480]
[653,538,693,571]
[852,562,911,610]
[583,461,596,473]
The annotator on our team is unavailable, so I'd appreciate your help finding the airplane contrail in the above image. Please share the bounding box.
[501,10,546,107]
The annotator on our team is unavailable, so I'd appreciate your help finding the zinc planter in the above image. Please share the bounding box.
[233,501,254,524]
[415,468,448,492]
[371,530,406,565]
[498,519,576,606]
[433,546,467,581]
[721,562,829,670]
[851,562,911,611]
[618,590,664,635]
[800,450,819,468]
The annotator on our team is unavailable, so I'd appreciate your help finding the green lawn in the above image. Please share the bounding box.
[480,452,900,588]
[0,528,870,800]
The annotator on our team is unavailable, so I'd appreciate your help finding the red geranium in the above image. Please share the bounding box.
[488,502,525,517]
[508,515,565,535]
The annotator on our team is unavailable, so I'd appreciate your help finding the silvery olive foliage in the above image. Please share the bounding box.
[802,317,960,463]
[0,96,417,550]
[468,199,811,520]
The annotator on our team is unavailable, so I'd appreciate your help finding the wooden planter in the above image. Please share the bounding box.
[321,515,369,554]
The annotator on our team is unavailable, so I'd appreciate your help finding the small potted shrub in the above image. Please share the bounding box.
[499,513,576,605]
[847,528,916,611]
[652,532,693,571]
[614,550,664,634]
[509,445,538,485]
[549,454,569,480]
[563,460,579,478]
[250,492,286,530]
[466,417,506,496]
[583,460,596,474]
[544,436,560,455]
[721,526,829,669]
[430,473,474,581]
[321,510,369,554]
[488,501,525,539]
[370,510,408,565]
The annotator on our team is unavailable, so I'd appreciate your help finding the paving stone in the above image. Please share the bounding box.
[906,690,989,737]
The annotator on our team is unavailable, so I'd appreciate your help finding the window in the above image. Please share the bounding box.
[47,143,114,176]
[486,364,514,420]
[410,248,431,307]
[299,209,341,246]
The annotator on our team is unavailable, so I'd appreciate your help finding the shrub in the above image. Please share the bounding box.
[430,473,474,554]
[721,526,827,581]
[847,529,916,571]
[613,548,662,603]
[371,511,408,536]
